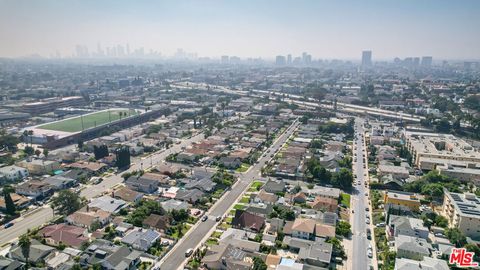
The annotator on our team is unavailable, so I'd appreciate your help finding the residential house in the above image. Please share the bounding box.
[309,196,338,212]
[160,199,188,212]
[9,240,54,264]
[15,180,53,200]
[39,224,88,248]
[218,156,242,169]
[176,153,197,163]
[184,178,216,193]
[291,218,316,240]
[0,256,24,270]
[139,172,170,187]
[394,256,449,270]
[282,237,332,267]
[16,159,60,175]
[218,228,260,252]
[306,186,341,200]
[251,190,278,205]
[175,189,204,204]
[395,235,431,261]
[0,165,29,183]
[142,214,170,234]
[297,238,333,267]
[63,169,90,182]
[232,210,265,232]
[121,228,161,251]
[67,161,107,175]
[0,193,31,212]
[66,209,111,229]
[201,243,253,270]
[387,215,429,240]
[125,176,158,194]
[79,239,143,270]
[42,175,77,190]
[378,165,409,180]
[263,180,286,194]
[113,187,143,203]
[88,196,127,213]
[315,224,336,239]
[245,203,274,218]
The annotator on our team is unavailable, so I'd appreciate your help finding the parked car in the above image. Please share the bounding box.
[4,222,13,229]
[185,248,194,257]
[216,216,222,222]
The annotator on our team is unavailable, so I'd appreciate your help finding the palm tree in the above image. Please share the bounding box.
[18,234,31,268]
[22,130,28,144]
[27,130,33,146]
[42,149,49,159]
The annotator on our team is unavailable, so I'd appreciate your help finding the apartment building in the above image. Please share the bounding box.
[404,132,480,171]
[384,190,421,211]
[442,190,480,239]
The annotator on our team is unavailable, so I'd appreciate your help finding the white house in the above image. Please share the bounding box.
[0,165,29,182]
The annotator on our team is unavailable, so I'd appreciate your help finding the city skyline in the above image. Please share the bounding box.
[1,0,480,60]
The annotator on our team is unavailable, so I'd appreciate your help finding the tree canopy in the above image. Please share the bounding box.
[51,190,82,216]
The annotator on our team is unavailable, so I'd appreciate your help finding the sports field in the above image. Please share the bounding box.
[38,109,138,133]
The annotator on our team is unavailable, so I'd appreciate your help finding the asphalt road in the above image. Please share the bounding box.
[156,119,300,270]
[351,118,373,270]
[0,206,53,247]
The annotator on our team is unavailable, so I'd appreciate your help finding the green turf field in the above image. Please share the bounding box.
[38,109,138,132]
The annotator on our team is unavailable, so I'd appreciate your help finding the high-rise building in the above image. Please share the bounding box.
[304,54,312,65]
[361,50,372,66]
[421,56,433,68]
[287,54,292,65]
[221,55,229,64]
[413,57,420,67]
[275,55,286,66]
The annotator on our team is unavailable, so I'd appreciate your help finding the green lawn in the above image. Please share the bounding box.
[341,193,351,208]
[211,231,223,238]
[218,222,232,230]
[239,196,250,204]
[234,204,246,210]
[38,109,138,132]
[212,188,225,199]
[251,181,264,190]
[206,238,219,246]
[235,163,250,173]
[170,224,192,239]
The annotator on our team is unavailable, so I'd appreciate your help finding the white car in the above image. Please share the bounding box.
[367,249,373,258]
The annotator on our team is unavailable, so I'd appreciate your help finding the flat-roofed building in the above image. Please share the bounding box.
[437,163,480,185]
[442,190,480,239]
[404,132,480,170]
[384,190,421,211]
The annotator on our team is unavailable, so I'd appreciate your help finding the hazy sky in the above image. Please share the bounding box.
[1,0,479,60]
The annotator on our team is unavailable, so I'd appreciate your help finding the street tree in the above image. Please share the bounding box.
[51,190,82,216]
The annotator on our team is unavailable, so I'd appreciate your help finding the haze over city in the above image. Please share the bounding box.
[1,0,480,60]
